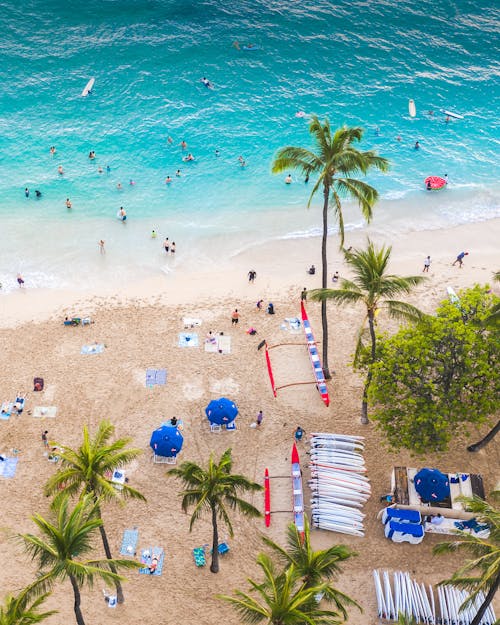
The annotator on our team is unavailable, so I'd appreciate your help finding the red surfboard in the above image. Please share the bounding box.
[264,468,271,527]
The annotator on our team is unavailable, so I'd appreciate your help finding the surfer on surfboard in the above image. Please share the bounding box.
[201,77,213,89]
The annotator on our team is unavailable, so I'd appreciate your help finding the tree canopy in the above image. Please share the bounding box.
[369,285,500,454]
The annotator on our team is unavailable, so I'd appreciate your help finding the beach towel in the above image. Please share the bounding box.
[138,547,164,576]
[33,377,44,391]
[12,396,26,414]
[183,317,202,329]
[0,457,18,478]
[204,338,219,353]
[146,369,167,387]
[81,344,105,355]
[193,546,206,567]
[120,528,139,556]
[0,402,12,420]
[217,335,231,354]
[282,317,302,333]
[33,406,57,419]
[178,333,199,348]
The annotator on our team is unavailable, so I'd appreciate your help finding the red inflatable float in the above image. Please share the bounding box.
[425,175,447,190]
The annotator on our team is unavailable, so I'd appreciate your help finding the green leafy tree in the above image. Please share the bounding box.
[0,590,56,625]
[219,553,345,625]
[272,117,389,378]
[19,494,138,625]
[434,492,500,625]
[44,420,145,603]
[262,519,359,619]
[369,285,500,453]
[169,448,262,573]
[310,240,425,423]
[396,613,417,625]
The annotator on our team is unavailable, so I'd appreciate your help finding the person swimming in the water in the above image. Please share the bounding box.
[201,77,213,88]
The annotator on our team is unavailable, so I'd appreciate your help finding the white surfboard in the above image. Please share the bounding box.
[441,109,464,119]
[409,99,416,118]
[81,77,95,97]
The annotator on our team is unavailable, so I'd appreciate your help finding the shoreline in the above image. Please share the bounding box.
[1,217,499,328]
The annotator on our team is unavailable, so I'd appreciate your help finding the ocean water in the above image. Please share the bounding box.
[0,0,499,292]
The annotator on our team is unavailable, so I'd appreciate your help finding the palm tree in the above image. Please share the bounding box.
[219,553,344,624]
[433,492,500,625]
[44,420,145,603]
[168,448,261,573]
[262,519,359,619]
[467,420,500,452]
[272,117,389,378]
[0,590,56,625]
[19,494,138,625]
[310,240,425,423]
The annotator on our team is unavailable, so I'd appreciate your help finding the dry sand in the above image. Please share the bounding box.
[0,219,499,624]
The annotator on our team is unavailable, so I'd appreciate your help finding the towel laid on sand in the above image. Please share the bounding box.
[0,457,18,478]
[33,406,58,418]
[81,344,105,355]
[204,335,231,354]
[183,317,202,328]
[139,547,164,576]
[178,333,199,348]
[146,369,167,386]
[0,402,12,420]
[120,528,139,556]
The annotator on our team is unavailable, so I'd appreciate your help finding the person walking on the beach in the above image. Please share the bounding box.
[294,426,305,443]
[170,242,176,255]
[17,273,25,287]
[423,256,431,272]
[248,269,256,283]
[301,287,307,301]
[256,410,263,427]
[164,238,169,254]
[256,299,263,311]
[231,309,239,325]
[98,240,105,254]
[42,430,49,447]
[452,251,468,268]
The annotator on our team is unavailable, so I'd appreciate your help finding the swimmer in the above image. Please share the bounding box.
[98,166,103,174]
[285,174,292,184]
[89,151,95,160]
[106,165,111,173]
[295,111,306,118]
[35,190,42,198]
[171,242,176,255]
[215,149,220,157]
[116,182,123,190]
[58,165,64,175]
[180,140,187,150]
[151,230,157,239]
[65,198,72,209]
[201,77,213,89]
[25,188,29,198]
[414,141,420,150]
[304,173,309,183]
[183,153,195,162]
[176,169,181,177]
[49,146,56,155]
[165,175,172,184]
[445,115,450,124]
[119,207,127,221]
[397,135,402,142]
[167,136,173,144]
[428,110,434,116]
[129,179,135,186]
[232,40,240,50]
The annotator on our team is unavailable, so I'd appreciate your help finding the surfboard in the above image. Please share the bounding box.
[441,109,464,119]
[264,468,271,527]
[409,99,416,118]
[81,77,95,97]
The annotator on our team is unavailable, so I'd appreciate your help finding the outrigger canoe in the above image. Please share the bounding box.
[425,175,447,190]
[291,444,305,538]
[301,301,330,406]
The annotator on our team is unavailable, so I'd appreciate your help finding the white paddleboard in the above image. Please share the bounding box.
[409,99,416,118]
[81,77,95,97]
[441,109,463,119]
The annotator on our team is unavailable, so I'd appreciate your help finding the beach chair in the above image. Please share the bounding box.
[382,507,422,525]
[226,421,237,431]
[119,528,139,556]
[210,424,222,433]
[193,546,206,567]
[385,520,424,544]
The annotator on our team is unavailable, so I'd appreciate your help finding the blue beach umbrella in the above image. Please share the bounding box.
[150,425,184,458]
[205,397,238,425]
[414,467,450,503]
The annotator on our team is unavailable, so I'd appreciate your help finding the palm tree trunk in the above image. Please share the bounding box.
[321,185,331,380]
[95,503,124,604]
[470,571,500,625]
[69,574,86,625]
[210,505,220,574]
[467,420,500,452]
[361,313,377,424]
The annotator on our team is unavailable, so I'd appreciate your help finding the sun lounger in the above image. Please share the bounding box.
[382,508,422,524]
[385,520,424,544]
[0,457,19,478]
[138,547,164,576]
[0,402,12,420]
[193,546,206,567]
[146,369,167,386]
[178,332,199,348]
[81,344,105,355]
[120,528,139,556]
[183,317,202,329]
[225,421,237,431]
[33,406,57,418]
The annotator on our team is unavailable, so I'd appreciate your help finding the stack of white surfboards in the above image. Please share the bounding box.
[309,433,370,536]
[373,569,496,624]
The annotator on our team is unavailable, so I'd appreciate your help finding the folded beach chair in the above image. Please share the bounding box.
[193,546,206,567]
[138,547,164,576]
[0,402,12,420]
[120,528,139,556]
[178,333,199,348]
[81,344,105,355]
[33,377,44,392]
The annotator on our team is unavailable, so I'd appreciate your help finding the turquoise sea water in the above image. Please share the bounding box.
[0,0,499,291]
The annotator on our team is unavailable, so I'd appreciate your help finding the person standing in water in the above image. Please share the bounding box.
[170,242,176,255]
[98,240,105,254]
[66,198,72,209]
[164,238,169,254]
[119,207,127,221]
[423,256,431,272]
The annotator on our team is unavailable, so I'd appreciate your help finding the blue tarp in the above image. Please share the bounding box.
[414,468,450,503]
[205,398,238,425]
[150,425,184,458]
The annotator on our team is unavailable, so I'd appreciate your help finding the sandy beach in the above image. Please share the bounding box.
[0,218,499,624]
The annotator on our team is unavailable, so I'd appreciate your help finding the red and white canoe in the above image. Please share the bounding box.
[301,301,330,406]
[291,443,305,538]
[264,468,271,527]
[425,175,447,190]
